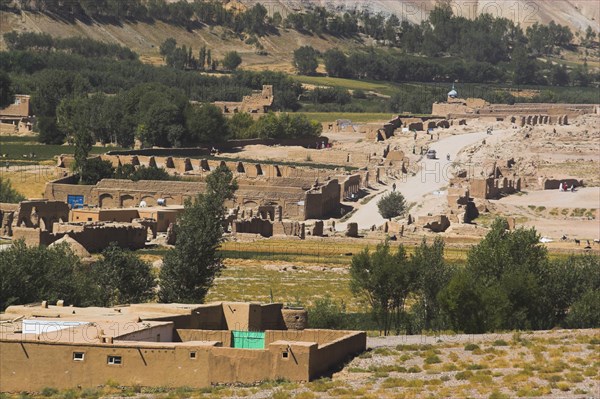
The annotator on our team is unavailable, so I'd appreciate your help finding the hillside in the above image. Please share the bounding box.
[241,0,599,31]
[0,10,363,72]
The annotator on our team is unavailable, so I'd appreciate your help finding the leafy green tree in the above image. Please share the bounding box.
[0,178,26,203]
[565,290,600,328]
[511,44,538,85]
[185,103,229,144]
[377,191,406,220]
[227,112,255,139]
[222,51,242,71]
[159,38,177,60]
[549,63,569,86]
[439,218,551,333]
[37,116,66,144]
[350,241,416,335]
[293,46,319,75]
[91,243,156,307]
[0,70,14,108]
[308,295,345,329]
[80,158,115,185]
[159,165,238,303]
[131,165,171,181]
[0,241,94,311]
[199,45,207,70]
[249,112,321,139]
[411,237,453,331]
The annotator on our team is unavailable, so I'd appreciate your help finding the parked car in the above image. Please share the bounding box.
[426,149,437,159]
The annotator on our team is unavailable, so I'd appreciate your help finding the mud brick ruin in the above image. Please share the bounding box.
[432,91,599,126]
[0,200,148,252]
[0,94,34,135]
[212,85,274,117]
[0,301,366,391]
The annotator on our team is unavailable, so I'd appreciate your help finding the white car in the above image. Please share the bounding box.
[539,237,553,243]
[426,149,437,159]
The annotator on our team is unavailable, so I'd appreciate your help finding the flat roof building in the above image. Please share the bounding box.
[0,302,366,392]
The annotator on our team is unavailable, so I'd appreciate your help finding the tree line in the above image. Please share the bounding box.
[3,31,137,60]
[0,165,237,311]
[350,219,599,335]
[1,33,307,147]
[295,45,598,87]
[58,85,320,154]
[159,38,242,71]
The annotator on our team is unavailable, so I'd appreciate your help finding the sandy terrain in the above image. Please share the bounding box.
[497,187,600,209]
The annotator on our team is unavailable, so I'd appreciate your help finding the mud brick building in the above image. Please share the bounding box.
[0,302,366,391]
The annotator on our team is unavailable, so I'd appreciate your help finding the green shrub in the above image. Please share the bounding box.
[425,354,442,364]
[464,343,480,351]
[41,387,59,397]
[377,191,406,220]
[307,295,345,329]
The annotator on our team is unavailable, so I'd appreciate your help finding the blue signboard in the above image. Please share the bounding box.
[67,195,84,209]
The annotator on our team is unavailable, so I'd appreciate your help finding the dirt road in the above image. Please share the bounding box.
[336,130,491,231]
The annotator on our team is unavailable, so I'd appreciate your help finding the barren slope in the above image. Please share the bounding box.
[243,0,599,31]
[0,10,360,69]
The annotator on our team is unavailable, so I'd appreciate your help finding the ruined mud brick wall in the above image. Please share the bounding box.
[0,203,18,236]
[287,149,370,166]
[45,178,339,221]
[11,200,69,231]
[213,85,273,117]
[453,176,521,200]
[338,174,361,199]
[273,221,305,239]
[440,101,596,124]
[12,226,54,246]
[44,176,93,205]
[232,217,273,237]
[542,178,584,190]
[305,179,340,220]
[51,222,147,252]
[97,155,342,183]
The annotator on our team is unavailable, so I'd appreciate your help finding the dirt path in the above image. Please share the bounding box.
[336,130,491,231]
[496,187,600,209]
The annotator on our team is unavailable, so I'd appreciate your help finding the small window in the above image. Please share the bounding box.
[282,351,289,359]
[189,351,196,359]
[156,334,161,342]
[87,218,92,221]
[73,352,85,361]
[107,355,122,365]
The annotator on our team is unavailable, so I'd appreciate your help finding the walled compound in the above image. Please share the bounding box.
[0,301,366,391]
[432,89,599,125]
[51,154,369,219]
[326,115,452,141]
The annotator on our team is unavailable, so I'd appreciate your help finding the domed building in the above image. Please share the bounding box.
[448,84,458,99]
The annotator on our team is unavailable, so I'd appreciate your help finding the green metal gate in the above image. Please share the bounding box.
[231,331,265,349]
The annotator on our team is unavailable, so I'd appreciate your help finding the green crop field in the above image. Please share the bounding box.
[0,137,123,161]
[300,112,396,123]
